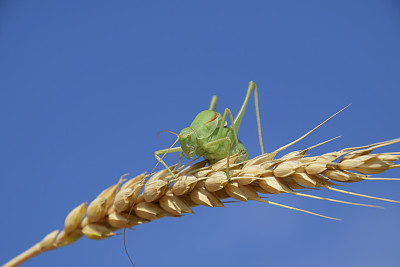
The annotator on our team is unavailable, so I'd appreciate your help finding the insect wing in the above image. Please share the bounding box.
[190,110,221,139]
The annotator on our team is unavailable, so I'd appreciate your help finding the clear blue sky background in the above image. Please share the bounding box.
[1,1,400,267]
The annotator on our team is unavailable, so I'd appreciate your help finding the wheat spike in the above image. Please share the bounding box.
[3,138,400,267]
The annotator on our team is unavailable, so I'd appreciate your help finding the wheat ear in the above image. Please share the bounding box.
[3,138,400,267]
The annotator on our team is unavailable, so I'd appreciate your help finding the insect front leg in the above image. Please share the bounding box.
[203,137,233,182]
[154,147,183,181]
[177,152,185,168]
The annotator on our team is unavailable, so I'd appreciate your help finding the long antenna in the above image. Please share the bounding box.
[124,132,181,266]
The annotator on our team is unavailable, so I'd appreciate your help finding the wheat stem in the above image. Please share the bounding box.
[3,243,43,267]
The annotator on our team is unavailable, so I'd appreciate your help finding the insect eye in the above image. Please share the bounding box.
[224,121,227,128]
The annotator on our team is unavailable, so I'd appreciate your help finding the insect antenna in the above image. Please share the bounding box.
[156,130,168,147]
[124,130,181,266]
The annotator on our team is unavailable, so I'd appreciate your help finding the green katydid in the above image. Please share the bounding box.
[154,81,264,182]
[125,81,264,266]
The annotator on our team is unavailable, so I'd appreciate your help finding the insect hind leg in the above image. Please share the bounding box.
[233,81,264,154]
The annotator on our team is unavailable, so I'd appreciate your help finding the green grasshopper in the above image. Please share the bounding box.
[154,81,264,181]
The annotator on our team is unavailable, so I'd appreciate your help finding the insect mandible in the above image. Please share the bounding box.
[154,81,264,181]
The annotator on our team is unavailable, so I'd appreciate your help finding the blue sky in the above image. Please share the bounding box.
[1,1,400,266]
